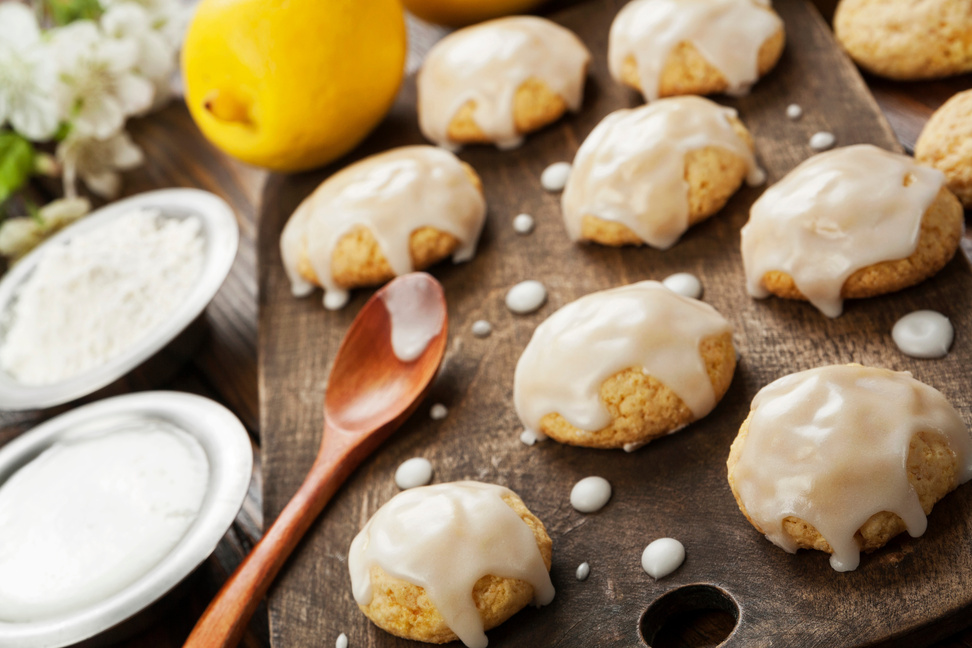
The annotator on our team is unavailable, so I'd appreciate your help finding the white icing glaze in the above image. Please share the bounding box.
[336,633,348,648]
[570,476,612,513]
[662,272,703,299]
[514,281,732,437]
[471,320,493,338]
[732,365,972,572]
[786,103,803,120]
[382,277,445,363]
[741,145,946,318]
[348,482,555,648]
[575,562,590,581]
[608,0,782,102]
[418,16,590,150]
[280,146,486,308]
[562,97,758,249]
[520,428,547,446]
[513,213,535,234]
[395,457,434,490]
[641,538,686,579]
[809,131,836,151]
[429,403,449,420]
[506,280,547,314]
[892,310,954,359]
[541,162,572,192]
[0,419,209,621]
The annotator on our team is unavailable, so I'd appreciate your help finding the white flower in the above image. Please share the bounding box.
[101,0,190,50]
[54,21,154,139]
[0,197,91,262]
[0,3,61,140]
[57,131,143,199]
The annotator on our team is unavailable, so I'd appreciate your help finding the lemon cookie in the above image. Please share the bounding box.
[279,146,486,310]
[916,89,972,208]
[417,16,591,150]
[562,96,760,249]
[514,281,736,451]
[741,145,963,318]
[348,481,554,647]
[608,0,785,102]
[728,364,972,572]
[834,0,972,80]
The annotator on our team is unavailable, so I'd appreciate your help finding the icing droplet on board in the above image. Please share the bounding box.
[570,476,612,513]
[641,538,685,579]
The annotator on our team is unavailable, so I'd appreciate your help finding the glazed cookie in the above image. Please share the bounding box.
[834,0,972,80]
[608,0,785,102]
[417,16,591,150]
[741,144,963,318]
[916,89,972,208]
[279,146,486,310]
[562,96,761,249]
[514,281,735,451]
[348,481,554,647]
[728,364,972,572]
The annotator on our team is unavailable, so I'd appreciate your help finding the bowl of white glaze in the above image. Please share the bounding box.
[0,391,253,647]
[0,188,239,411]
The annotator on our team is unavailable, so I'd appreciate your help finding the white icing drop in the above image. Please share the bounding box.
[786,103,803,120]
[541,162,572,192]
[506,280,547,314]
[809,131,836,151]
[513,213,536,234]
[892,310,954,359]
[395,458,434,490]
[430,403,449,420]
[336,633,348,648]
[662,273,703,299]
[746,166,767,187]
[575,562,590,581]
[641,538,686,579]
[562,97,758,249]
[742,145,945,317]
[608,0,783,101]
[418,17,590,150]
[349,482,555,648]
[570,476,612,513]
[471,320,493,338]
[280,146,486,309]
[382,278,445,363]
[514,281,732,438]
[520,429,547,446]
[731,365,972,572]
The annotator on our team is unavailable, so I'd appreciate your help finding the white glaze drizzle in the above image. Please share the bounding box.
[641,538,686,579]
[382,276,445,363]
[570,476,612,513]
[514,281,732,437]
[506,280,547,314]
[541,162,572,192]
[280,146,486,308]
[662,272,703,299]
[892,310,954,359]
[741,145,945,317]
[562,97,758,249]
[395,457,434,490]
[520,428,547,446]
[731,365,972,572]
[608,0,782,102]
[418,16,590,150]
[349,482,555,648]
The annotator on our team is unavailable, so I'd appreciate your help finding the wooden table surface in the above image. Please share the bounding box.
[1,1,970,646]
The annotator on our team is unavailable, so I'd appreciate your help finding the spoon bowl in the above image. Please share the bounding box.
[183,272,448,648]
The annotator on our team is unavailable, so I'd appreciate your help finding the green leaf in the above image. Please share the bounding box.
[44,0,103,26]
[0,132,36,206]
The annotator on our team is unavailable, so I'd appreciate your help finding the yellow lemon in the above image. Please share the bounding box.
[404,0,549,27]
[182,0,406,172]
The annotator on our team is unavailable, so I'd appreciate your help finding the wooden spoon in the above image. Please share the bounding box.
[184,272,448,648]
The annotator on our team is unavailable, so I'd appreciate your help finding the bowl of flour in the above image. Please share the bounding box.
[0,189,239,410]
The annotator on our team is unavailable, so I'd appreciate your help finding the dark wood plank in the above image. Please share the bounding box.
[258,1,972,648]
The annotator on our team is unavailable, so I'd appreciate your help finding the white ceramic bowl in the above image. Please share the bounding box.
[0,189,239,410]
[0,391,253,647]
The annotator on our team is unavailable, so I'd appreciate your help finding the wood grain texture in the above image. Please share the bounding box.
[259,2,972,648]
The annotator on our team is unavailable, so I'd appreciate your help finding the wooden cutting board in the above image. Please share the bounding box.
[258,1,972,646]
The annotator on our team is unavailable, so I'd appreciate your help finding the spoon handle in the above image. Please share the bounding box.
[183,429,357,648]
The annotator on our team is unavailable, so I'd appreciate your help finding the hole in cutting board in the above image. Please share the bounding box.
[639,584,739,648]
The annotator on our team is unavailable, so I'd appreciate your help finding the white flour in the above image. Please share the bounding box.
[0,209,204,385]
